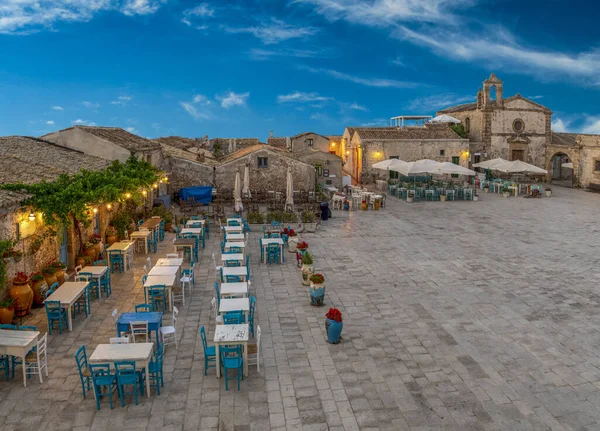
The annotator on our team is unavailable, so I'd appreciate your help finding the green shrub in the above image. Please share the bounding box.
[301,210,316,224]
[301,252,313,265]
[282,212,298,223]
[247,211,264,224]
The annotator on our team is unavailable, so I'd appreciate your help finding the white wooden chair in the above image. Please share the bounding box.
[211,297,223,325]
[111,309,119,325]
[130,321,148,343]
[25,333,48,383]
[146,256,152,268]
[172,283,185,307]
[109,336,130,344]
[246,325,261,372]
[159,307,178,349]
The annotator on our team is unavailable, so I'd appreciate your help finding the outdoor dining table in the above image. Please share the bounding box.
[226,233,245,242]
[214,324,249,379]
[184,219,205,227]
[173,238,196,261]
[45,281,89,331]
[0,330,39,387]
[226,218,242,226]
[218,297,250,321]
[221,266,248,282]
[261,238,284,263]
[116,312,163,345]
[81,266,109,297]
[143,274,176,311]
[181,227,203,236]
[223,226,243,234]
[155,258,183,267]
[107,241,135,269]
[139,218,162,236]
[148,265,180,283]
[219,281,249,298]
[130,230,152,254]
[493,182,504,193]
[89,343,153,398]
[221,253,244,264]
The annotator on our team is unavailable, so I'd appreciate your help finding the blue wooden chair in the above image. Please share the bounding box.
[226,275,242,283]
[109,251,124,274]
[45,300,67,335]
[0,324,17,330]
[94,260,108,266]
[220,241,226,253]
[75,345,92,399]
[114,361,144,406]
[220,345,243,391]
[181,262,195,287]
[213,282,220,307]
[203,217,210,239]
[225,259,240,267]
[148,344,164,395]
[262,226,269,239]
[246,254,252,279]
[147,235,158,254]
[266,244,280,265]
[45,282,59,299]
[134,304,152,313]
[199,326,216,375]
[73,283,90,318]
[148,285,167,312]
[89,363,117,410]
[223,310,244,325]
[100,271,112,297]
[18,325,36,331]
[0,354,9,382]
[159,220,165,242]
[79,272,99,300]
[137,219,145,227]
[249,296,256,337]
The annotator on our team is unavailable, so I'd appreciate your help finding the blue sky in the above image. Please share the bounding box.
[0,0,599,141]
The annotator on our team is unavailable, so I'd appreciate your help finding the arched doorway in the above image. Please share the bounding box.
[549,152,573,187]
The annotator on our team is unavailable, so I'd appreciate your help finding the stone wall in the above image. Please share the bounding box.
[292,133,330,153]
[215,150,315,192]
[297,152,343,189]
[545,145,580,186]
[166,157,215,193]
[43,128,132,163]
[578,135,600,189]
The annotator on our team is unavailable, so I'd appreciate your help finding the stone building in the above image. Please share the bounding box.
[267,132,342,155]
[296,149,343,190]
[437,73,552,167]
[0,136,111,279]
[41,126,164,167]
[544,132,600,189]
[344,124,468,183]
[157,139,217,192]
[215,145,316,192]
[208,138,261,157]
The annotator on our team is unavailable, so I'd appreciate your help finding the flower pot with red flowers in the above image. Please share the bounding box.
[309,273,325,306]
[90,234,102,260]
[42,265,57,287]
[10,272,33,316]
[48,260,67,285]
[0,298,14,324]
[105,226,118,246]
[29,272,47,306]
[325,308,343,344]
[285,228,298,252]
[296,241,309,256]
[84,241,96,262]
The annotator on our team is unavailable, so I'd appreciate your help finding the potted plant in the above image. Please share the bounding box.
[0,297,14,324]
[325,308,343,344]
[42,264,57,287]
[406,185,414,203]
[301,211,317,233]
[76,255,87,267]
[4,247,23,262]
[90,233,102,260]
[309,273,325,306]
[49,260,67,285]
[502,187,510,198]
[343,199,350,211]
[545,187,552,198]
[29,272,47,306]
[296,241,309,256]
[10,271,33,316]
[440,193,447,202]
[473,193,479,202]
[483,184,490,193]
[83,240,96,261]
[286,228,298,252]
[301,252,314,286]
[105,225,118,246]
[373,198,381,211]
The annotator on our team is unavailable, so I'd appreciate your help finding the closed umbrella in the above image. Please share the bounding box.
[234,171,242,212]
[242,165,251,198]
[285,167,294,211]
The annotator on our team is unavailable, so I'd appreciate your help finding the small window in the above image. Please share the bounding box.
[258,157,268,169]
[308,139,313,147]
[439,149,445,156]
[146,154,152,163]
[513,119,525,133]
[595,160,600,172]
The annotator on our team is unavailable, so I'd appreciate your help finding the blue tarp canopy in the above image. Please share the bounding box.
[180,186,213,205]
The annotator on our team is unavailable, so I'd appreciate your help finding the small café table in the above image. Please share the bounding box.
[226,233,245,242]
[214,324,249,378]
[81,266,109,297]
[219,282,249,298]
[155,258,183,267]
[107,241,135,269]
[45,281,88,330]
[130,230,152,254]
[261,238,284,264]
[221,253,244,264]
[116,312,163,345]
[221,266,248,283]
[218,297,250,321]
[0,330,39,386]
[143,274,176,311]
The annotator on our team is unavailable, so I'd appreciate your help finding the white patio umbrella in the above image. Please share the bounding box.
[390,159,441,176]
[434,162,476,176]
[285,166,294,211]
[430,114,461,124]
[472,158,510,170]
[242,165,251,198]
[372,159,407,170]
[234,170,243,212]
[496,160,548,174]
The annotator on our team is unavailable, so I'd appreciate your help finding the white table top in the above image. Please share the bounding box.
[223,226,243,232]
[227,218,242,224]
[226,233,245,241]
[225,242,245,249]
[143,274,176,288]
[262,238,284,246]
[130,230,152,238]
[219,297,250,313]
[81,266,108,276]
[185,219,206,227]
[148,266,179,276]
[181,228,202,235]
[89,343,154,362]
[220,282,249,295]
[45,281,87,305]
[221,266,247,277]
[156,258,183,267]
[221,253,244,262]
[214,324,249,343]
[0,330,39,347]
[108,241,135,251]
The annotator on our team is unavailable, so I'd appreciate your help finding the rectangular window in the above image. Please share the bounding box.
[595,160,600,172]
[389,156,399,179]
[440,149,445,156]
[451,156,460,178]
[512,150,524,161]
[258,157,268,168]
[308,139,313,147]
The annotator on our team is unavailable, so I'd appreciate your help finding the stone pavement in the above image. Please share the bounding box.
[2,186,600,430]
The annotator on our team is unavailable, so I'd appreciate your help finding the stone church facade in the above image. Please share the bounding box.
[437,74,552,168]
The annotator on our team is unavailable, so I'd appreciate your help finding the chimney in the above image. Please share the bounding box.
[269,130,273,138]
[286,137,291,151]
[233,138,237,152]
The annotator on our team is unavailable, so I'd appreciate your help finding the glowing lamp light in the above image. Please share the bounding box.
[331,142,336,146]
[152,184,158,189]
[346,150,350,155]
[125,192,132,199]
[28,212,35,221]
[93,208,98,214]
[106,203,112,210]
[142,190,147,197]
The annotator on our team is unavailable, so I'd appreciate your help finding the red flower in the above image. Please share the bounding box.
[296,241,308,250]
[326,308,342,322]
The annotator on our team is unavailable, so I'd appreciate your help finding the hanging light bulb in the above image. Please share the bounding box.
[153,183,158,189]
[93,208,98,214]
[125,192,132,199]
[142,190,147,197]
[28,212,35,221]
[106,203,112,210]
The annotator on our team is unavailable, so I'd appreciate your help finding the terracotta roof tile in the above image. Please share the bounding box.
[153,136,200,151]
[354,124,462,140]
[68,126,161,151]
[267,137,287,147]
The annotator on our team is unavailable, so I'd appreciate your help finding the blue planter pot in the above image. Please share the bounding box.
[309,285,325,306]
[325,318,343,344]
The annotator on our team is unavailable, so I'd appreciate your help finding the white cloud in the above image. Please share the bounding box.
[302,66,420,88]
[408,94,473,111]
[551,118,569,133]
[72,119,96,126]
[46,120,55,125]
[216,91,249,109]
[391,57,405,67]
[528,95,544,100]
[349,102,368,111]
[111,95,132,106]
[82,101,100,108]
[361,118,388,127]
[224,18,317,44]
[179,102,213,120]
[125,126,137,133]
[51,105,64,111]
[249,48,328,60]
[0,0,166,34]
[582,117,600,134]
[193,94,211,105]
[277,92,331,103]
[181,3,214,26]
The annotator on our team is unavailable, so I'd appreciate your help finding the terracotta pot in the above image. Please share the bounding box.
[10,280,33,316]
[43,271,57,287]
[165,223,172,231]
[31,279,46,306]
[55,269,65,285]
[374,201,380,211]
[288,237,298,253]
[76,257,86,267]
[106,235,118,246]
[94,243,102,260]
[84,246,96,262]
[0,307,14,324]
